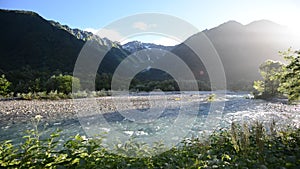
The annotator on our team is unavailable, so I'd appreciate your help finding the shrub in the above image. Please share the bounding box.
[46,74,81,94]
[0,74,11,97]
[69,90,88,99]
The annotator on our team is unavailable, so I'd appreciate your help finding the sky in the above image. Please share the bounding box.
[1,0,300,45]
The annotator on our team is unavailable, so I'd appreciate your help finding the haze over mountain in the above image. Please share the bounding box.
[1,9,299,90]
[172,20,300,89]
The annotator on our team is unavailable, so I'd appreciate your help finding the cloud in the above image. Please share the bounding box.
[133,22,157,31]
[83,28,99,34]
[83,28,124,41]
[95,28,124,42]
[151,37,181,46]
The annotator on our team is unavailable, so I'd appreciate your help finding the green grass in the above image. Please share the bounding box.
[0,121,299,168]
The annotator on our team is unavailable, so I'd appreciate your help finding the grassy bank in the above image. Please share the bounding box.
[0,120,299,169]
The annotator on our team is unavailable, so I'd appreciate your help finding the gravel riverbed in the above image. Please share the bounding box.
[0,94,205,125]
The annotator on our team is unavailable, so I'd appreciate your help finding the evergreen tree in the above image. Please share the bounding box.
[278,49,300,103]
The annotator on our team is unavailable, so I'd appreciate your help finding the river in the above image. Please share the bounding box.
[0,91,299,146]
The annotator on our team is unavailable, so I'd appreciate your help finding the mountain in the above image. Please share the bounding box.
[172,20,300,90]
[122,41,174,53]
[0,9,128,78]
[0,9,82,73]
[49,20,94,41]
[49,20,124,49]
[122,20,300,90]
[1,9,299,91]
[0,9,131,92]
[120,41,177,83]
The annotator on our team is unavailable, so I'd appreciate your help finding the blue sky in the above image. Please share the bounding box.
[1,0,300,45]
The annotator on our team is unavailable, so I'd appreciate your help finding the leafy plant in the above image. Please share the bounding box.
[253,60,284,99]
[1,121,300,168]
[253,48,300,103]
[0,74,11,97]
[46,74,81,94]
[278,49,300,103]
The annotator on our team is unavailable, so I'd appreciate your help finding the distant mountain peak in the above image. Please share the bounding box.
[245,19,286,32]
[206,19,287,34]
[208,20,244,33]
[224,20,243,25]
[122,41,174,53]
[218,20,243,28]
[246,19,281,27]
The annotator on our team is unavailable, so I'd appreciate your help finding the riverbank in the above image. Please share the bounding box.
[0,94,206,125]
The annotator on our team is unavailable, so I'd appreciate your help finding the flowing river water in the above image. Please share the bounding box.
[0,91,299,145]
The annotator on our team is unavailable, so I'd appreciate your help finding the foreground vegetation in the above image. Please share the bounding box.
[1,121,299,168]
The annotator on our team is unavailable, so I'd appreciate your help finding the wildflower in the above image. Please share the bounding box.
[81,135,88,141]
[35,115,43,120]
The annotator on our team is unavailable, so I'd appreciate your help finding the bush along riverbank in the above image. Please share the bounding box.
[0,119,299,169]
[0,90,111,101]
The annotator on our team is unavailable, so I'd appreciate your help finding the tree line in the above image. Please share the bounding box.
[0,73,81,99]
[0,69,210,99]
[2,48,298,101]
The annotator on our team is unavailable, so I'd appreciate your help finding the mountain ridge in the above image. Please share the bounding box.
[0,9,129,92]
[1,9,300,91]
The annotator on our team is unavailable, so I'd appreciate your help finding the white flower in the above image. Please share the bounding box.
[35,115,43,120]
[81,135,88,141]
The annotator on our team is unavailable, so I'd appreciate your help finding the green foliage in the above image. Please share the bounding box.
[16,91,66,100]
[1,122,299,168]
[16,90,111,100]
[129,79,211,92]
[253,80,264,94]
[7,66,51,94]
[0,74,11,97]
[95,73,112,90]
[278,49,300,103]
[253,48,300,103]
[253,60,284,99]
[46,74,81,94]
